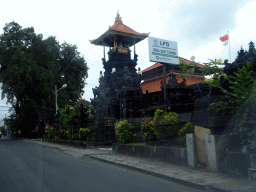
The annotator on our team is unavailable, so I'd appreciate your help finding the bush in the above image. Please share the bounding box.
[178,122,194,144]
[47,126,57,139]
[58,129,66,140]
[66,130,72,140]
[151,109,179,140]
[79,128,91,141]
[115,120,134,144]
[72,133,79,141]
[141,118,157,142]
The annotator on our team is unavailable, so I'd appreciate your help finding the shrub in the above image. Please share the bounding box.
[66,130,72,140]
[59,106,79,130]
[79,128,91,141]
[72,133,79,141]
[141,118,157,142]
[151,109,179,140]
[115,120,134,144]
[178,122,194,144]
[58,129,66,140]
[47,126,57,139]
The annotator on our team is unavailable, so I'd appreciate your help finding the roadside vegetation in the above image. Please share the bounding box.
[115,57,256,150]
[0,21,88,138]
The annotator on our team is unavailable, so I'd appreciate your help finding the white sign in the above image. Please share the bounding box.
[148,37,178,65]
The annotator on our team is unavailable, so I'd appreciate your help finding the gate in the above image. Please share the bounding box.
[104,118,117,144]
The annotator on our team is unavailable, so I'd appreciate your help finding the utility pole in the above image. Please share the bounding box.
[163,62,167,112]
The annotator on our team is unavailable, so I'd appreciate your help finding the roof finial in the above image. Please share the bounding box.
[115,10,122,23]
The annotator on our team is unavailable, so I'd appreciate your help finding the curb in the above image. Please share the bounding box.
[25,139,233,192]
[89,155,231,192]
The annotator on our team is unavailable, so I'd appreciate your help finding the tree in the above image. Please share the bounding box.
[0,22,88,137]
[178,56,204,96]
[178,57,223,96]
[208,62,256,115]
[57,42,89,108]
[208,62,256,145]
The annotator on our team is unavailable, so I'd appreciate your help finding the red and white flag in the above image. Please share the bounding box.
[220,34,229,46]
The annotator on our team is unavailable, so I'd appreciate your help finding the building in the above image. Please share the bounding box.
[140,57,206,94]
[89,11,149,143]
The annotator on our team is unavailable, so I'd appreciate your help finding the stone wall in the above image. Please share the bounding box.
[192,96,231,135]
[112,144,187,166]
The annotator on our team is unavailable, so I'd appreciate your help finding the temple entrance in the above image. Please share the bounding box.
[103,118,117,144]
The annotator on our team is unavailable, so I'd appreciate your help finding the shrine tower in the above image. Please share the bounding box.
[90,11,149,86]
[89,12,150,143]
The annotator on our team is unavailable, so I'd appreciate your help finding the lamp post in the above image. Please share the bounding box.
[55,84,67,114]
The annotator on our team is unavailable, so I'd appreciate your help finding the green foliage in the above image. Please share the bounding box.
[72,133,79,141]
[48,126,57,139]
[79,128,91,141]
[141,118,157,142]
[178,58,223,96]
[59,106,79,130]
[203,78,214,84]
[178,122,194,144]
[58,129,67,140]
[66,130,72,140]
[208,62,256,145]
[87,105,94,118]
[151,109,179,140]
[57,42,89,108]
[0,126,5,135]
[0,21,88,136]
[115,120,134,144]
[4,116,19,133]
[208,62,256,115]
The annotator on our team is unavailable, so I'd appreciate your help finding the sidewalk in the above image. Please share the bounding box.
[24,139,256,192]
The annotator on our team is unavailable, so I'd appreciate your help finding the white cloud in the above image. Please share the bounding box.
[0,0,255,103]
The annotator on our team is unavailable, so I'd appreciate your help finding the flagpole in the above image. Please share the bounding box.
[228,31,231,63]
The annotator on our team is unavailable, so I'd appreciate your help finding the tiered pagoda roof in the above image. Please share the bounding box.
[89,11,150,47]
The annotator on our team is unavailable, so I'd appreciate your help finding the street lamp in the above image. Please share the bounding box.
[55,84,67,114]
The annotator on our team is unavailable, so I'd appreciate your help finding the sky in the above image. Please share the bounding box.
[0,0,255,120]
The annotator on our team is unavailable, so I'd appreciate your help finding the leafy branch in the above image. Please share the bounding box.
[178,56,222,96]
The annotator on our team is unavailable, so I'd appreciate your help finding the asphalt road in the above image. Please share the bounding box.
[0,138,205,192]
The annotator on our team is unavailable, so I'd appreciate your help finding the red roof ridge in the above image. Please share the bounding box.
[141,57,206,73]
[141,63,162,73]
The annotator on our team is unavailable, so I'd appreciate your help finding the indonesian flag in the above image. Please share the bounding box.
[220,34,229,46]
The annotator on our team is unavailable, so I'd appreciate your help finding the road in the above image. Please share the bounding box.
[0,138,205,192]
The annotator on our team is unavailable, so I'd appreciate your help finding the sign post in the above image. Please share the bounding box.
[163,62,167,111]
[148,37,178,112]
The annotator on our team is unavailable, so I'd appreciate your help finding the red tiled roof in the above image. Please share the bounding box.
[89,12,149,46]
[109,13,149,37]
[142,57,206,73]
[141,63,162,73]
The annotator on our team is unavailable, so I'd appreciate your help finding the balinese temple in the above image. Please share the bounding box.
[89,11,224,144]
[89,11,150,143]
